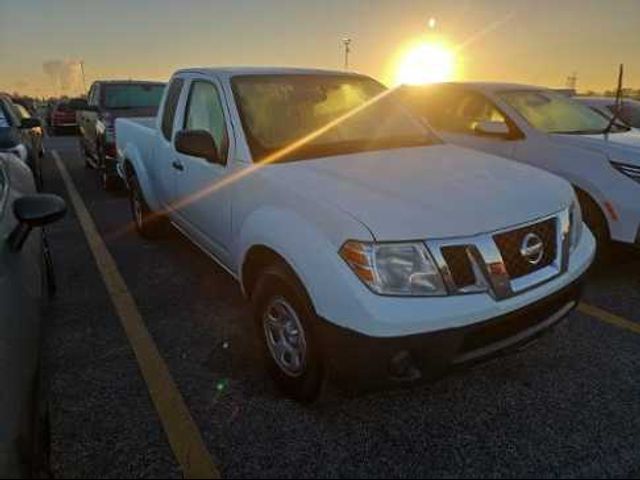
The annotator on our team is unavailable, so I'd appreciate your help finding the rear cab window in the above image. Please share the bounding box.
[101,83,165,110]
[161,78,185,141]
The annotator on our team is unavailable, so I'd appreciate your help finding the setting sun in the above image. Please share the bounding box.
[395,42,455,86]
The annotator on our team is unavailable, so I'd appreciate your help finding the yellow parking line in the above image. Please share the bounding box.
[578,302,640,335]
[52,151,220,479]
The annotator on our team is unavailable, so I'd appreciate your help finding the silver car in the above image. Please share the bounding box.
[0,152,66,477]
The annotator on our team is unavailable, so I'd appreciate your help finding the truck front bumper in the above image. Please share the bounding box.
[317,276,584,387]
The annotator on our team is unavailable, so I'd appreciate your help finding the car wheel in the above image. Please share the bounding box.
[129,175,165,239]
[252,261,325,402]
[80,142,92,169]
[100,167,119,192]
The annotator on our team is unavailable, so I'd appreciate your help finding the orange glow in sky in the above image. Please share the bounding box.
[394,42,455,86]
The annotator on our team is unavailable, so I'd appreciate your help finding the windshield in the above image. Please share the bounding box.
[500,90,629,134]
[0,106,9,128]
[102,84,165,110]
[231,74,437,162]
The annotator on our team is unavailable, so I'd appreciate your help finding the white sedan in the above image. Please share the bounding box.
[575,96,640,129]
[401,83,640,250]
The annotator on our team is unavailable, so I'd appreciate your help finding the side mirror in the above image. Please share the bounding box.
[175,130,221,164]
[474,120,510,138]
[9,194,67,251]
[20,118,42,129]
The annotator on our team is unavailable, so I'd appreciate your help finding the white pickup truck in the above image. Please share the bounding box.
[116,68,595,401]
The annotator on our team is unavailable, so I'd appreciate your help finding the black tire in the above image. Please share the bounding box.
[96,145,119,191]
[251,261,325,402]
[129,174,165,239]
[80,142,92,169]
[576,189,609,258]
[100,167,119,192]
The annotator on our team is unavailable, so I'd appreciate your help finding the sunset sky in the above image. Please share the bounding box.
[1,0,638,98]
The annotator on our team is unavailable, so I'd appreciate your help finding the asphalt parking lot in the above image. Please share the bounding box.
[40,133,640,479]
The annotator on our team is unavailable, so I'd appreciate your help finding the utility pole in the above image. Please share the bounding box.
[566,71,577,92]
[342,38,352,71]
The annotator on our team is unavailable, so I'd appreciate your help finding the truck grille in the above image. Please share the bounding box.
[441,246,475,289]
[428,210,569,300]
[493,218,557,279]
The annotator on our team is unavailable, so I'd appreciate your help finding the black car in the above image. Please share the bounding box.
[77,80,165,190]
[0,94,44,188]
[0,152,66,477]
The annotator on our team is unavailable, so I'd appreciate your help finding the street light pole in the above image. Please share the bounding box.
[342,38,352,71]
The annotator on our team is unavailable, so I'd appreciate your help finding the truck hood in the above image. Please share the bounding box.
[552,129,640,166]
[267,144,573,240]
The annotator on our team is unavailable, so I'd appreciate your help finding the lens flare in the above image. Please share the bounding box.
[395,42,454,86]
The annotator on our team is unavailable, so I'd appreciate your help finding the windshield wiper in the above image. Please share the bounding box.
[602,64,625,135]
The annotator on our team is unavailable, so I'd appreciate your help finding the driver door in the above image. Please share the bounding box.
[173,78,233,264]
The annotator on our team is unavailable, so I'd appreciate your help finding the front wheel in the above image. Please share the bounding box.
[252,262,325,402]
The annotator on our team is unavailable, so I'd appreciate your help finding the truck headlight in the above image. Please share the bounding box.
[570,198,583,250]
[340,240,446,296]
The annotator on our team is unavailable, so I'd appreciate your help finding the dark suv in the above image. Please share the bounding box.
[77,80,165,190]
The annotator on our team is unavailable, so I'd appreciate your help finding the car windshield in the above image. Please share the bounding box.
[231,74,438,162]
[500,90,629,134]
[103,84,165,110]
[0,106,9,128]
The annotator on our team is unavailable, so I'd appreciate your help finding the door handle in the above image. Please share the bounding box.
[172,160,184,171]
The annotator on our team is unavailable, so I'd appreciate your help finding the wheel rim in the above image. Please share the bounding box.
[132,189,143,228]
[262,297,308,378]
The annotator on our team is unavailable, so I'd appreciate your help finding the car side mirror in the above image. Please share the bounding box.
[175,130,221,164]
[20,118,42,129]
[9,194,67,251]
[474,120,510,138]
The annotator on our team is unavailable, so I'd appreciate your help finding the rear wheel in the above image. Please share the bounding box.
[129,174,165,239]
[252,261,325,402]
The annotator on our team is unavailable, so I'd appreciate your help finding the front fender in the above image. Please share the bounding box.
[236,206,373,322]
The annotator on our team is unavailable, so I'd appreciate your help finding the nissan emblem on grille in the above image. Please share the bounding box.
[520,233,545,265]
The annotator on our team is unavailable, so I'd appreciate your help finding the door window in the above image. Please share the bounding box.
[435,90,507,134]
[183,81,229,163]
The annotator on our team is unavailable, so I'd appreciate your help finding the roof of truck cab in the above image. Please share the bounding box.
[92,80,166,85]
[174,67,370,79]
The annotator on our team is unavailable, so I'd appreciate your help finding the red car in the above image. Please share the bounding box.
[49,101,79,135]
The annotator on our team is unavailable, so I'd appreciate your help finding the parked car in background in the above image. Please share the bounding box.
[77,80,165,190]
[117,68,595,401]
[11,100,44,160]
[49,100,79,135]
[399,83,640,251]
[0,152,67,477]
[0,94,44,187]
[575,97,640,129]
